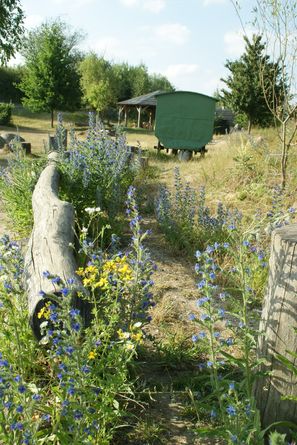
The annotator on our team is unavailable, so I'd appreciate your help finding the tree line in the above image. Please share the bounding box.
[0,17,174,127]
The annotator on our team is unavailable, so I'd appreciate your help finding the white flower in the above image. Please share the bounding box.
[81,227,88,234]
[85,207,101,214]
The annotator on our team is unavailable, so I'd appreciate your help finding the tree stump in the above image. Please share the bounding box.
[254,224,297,428]
[24,152,90,339]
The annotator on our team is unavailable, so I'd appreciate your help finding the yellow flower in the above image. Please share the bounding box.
[76,267,85,277]
[95,277,108,289]
[37,302,51,320]
[126,342,135,351]
[85,265,97,274]
[131,332,143,343]
[88,351,97,360]
[117,329,130,340]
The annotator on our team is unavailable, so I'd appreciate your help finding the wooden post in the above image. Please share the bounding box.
[24,152,90,339]
[254,224,297,428]
[137,106,142,128]
[124,106,128,127]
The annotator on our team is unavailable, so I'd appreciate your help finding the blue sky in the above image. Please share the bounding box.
[13,0,255,96]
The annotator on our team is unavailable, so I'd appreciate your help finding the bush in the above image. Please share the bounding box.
[0,102,13,125]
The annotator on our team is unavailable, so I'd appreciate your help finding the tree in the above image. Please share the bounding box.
[0,65,24,103]
[148,73,175,93]
[252,0,297,188]
[79,53,116,115]
[221,34,283,133]
[0,0,24,64]
[19,20,82,127]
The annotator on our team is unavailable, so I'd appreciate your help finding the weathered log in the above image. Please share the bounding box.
[24,152,90,339]
[255,224,297,428]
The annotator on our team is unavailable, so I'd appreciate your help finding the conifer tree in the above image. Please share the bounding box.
[221,34,283,133]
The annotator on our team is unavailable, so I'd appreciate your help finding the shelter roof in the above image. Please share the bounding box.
[118,90,163,107]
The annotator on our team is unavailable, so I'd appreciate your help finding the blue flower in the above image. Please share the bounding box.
[188,313,196,321]
[206,361,213,368]
[10,422,23,431]
[18,385,26,394]
[229,382,235,390]
[73,410,83,420]
[16,405,23,413]
[196,297,209,307]
[67,386,75,395]
[69,308,80,318]
[200,313,210,321]
[199,331,206,338]
[210,409,217,418]
[230,434,238,443]
[43,271,50,278]
[226,337,233,346]
[197,279,206,289]
[61,287,70,296]
[192,335,199,343]
[226,405,236,416]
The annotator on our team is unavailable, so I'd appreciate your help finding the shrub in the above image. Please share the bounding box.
[0,102,13,126]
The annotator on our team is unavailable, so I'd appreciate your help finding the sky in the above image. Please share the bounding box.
[11,0,255,96]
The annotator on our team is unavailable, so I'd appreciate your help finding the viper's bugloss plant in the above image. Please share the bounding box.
[0,188,155,444]
[59,113,139,229]
[189,232,269,444]
[155,168,240,254]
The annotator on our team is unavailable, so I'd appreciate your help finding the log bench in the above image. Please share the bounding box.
[24,152,90,339]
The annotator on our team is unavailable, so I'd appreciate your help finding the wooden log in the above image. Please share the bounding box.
[254,224,297,428]
[24,152,90,339]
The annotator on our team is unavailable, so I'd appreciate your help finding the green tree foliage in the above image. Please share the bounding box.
[79,53,116,115]
[0,0,24,64]
[148,73,174,93]
[221,34,284,133]
[0,66,24,103]
[19,20,82,127]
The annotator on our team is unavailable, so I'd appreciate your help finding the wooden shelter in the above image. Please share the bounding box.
[118,90,163,128]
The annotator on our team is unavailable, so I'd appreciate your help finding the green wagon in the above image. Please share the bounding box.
[155,91,217,160]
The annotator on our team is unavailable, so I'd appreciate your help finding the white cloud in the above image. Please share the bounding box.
[164,64,199,79]
[120,0,138,6]
[51,0,95,7]
[224,29,254,57]
[83,36,125,58]
[120,0,166,12]
[143,0,166,13]
[203,0,227,5]
[25,14,43,29]
[224,30,245,57]
[155,23,190,45]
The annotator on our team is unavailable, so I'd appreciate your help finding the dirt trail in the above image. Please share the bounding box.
[139,218,224,445]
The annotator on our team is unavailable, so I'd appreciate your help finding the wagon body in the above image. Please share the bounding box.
[155,91,216,152]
